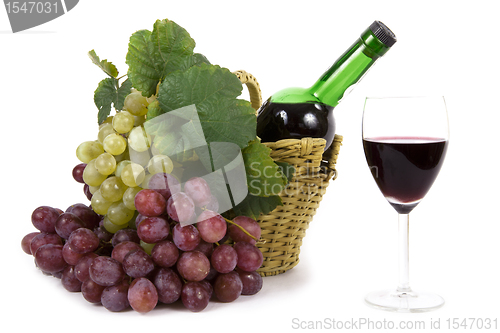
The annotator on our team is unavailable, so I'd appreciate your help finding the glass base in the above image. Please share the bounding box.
[365,288,444,313]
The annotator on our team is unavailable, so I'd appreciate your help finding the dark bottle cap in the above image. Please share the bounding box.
[370,21,397,47]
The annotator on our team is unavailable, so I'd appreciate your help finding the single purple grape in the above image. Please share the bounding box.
[35,244,67,273]
[172,223,200,251]
[61,265,82,292]
[62,242,85,265]
[134,189,166,217]
[176,251,210,282]
[81,278,105,304]
[151,240,179,268]
[31,206,59,233]
[72,163,86,183]
[214,271,243,302]
[89,256,125,287]
[211,244,238,273]
[101,280,130,312]
[228,216,261,245]
[68,228,99,254]
[153,268,182,304]
[166,192,195,224]
[55,213,85,239]
[74,253,98,282]
[128,278,158,313]
[122,249,155,278]
[196,210,227,243]
[233,241,264,272]
[21,232,40,255]
[181,281,210,312]
[184,177,211,207]
[137,216,170,244]
[236,268,263,295]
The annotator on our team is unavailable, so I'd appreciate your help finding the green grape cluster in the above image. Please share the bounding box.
[75,90,173,234]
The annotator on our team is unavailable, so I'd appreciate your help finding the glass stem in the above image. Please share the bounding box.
[397,213,411,292]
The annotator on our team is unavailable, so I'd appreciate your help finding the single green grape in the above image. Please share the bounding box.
[95,152,117,175]
[128,146,151,167]
[123,186,142,210]
[82,159,107,186]
[90,189,113,215]
[112,111,135,134]
[100,176,128,202]
[124,91,149,116]
[76,141,104,163]
[103,133,127,155]
[128,126,151,152]
[133,115,146,127]
[115,160,132,178]
[140,240,156,255]
[97,123,115,144]
[147,154,174,174]
[107,201,134,225]
[121,162,145,187]
[102,116,114,124]
[102,216,126,233]
[88,185,100,194]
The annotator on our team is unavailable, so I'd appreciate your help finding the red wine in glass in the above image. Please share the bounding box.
[362,96,449,312]
[363,136,448,214]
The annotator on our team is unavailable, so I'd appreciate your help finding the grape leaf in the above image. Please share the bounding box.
[88,50,118,78]
[94,78,133,124]
[94,78,117,124]
[125,29,158,97]
[275,161,295,184]
[242,139,287,197]
[154,63,256,149]
[115,78,133,111]
[232,193,283,220]
[150,19,196,78]
[126,20,206,97]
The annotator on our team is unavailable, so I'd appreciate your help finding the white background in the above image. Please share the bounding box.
[1,0,499,332]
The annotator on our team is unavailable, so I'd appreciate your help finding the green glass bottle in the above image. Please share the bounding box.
[256,21,397,150]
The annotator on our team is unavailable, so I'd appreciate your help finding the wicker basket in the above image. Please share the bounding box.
[233,70,343,277]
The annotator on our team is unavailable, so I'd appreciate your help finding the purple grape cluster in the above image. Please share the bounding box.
[21,175,264,313]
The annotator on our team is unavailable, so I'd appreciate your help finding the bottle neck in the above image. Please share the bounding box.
[308,28,391,107]
[267,24,393,106]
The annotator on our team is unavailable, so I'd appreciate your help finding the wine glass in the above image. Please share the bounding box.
[362,96,449,312]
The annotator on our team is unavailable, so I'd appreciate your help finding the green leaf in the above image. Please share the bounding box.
[242,139,288,197]
[126,29,158,97]
[150,19,196,78]
[232,194,283,220]
[88,49,118,78]
[275,161,295,184]
[115,78,133,111]
[94,78,117,124]
[176,52,211,70]
[94,78,132,124]
[126,20,203,97]
[154,63,256,149]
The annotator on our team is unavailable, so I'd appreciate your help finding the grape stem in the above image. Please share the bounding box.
[222,217,259,242]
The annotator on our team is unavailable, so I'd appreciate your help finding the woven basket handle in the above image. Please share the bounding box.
[233,70,263,111]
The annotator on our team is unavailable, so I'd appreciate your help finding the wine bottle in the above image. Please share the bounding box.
[256,21,397,150]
